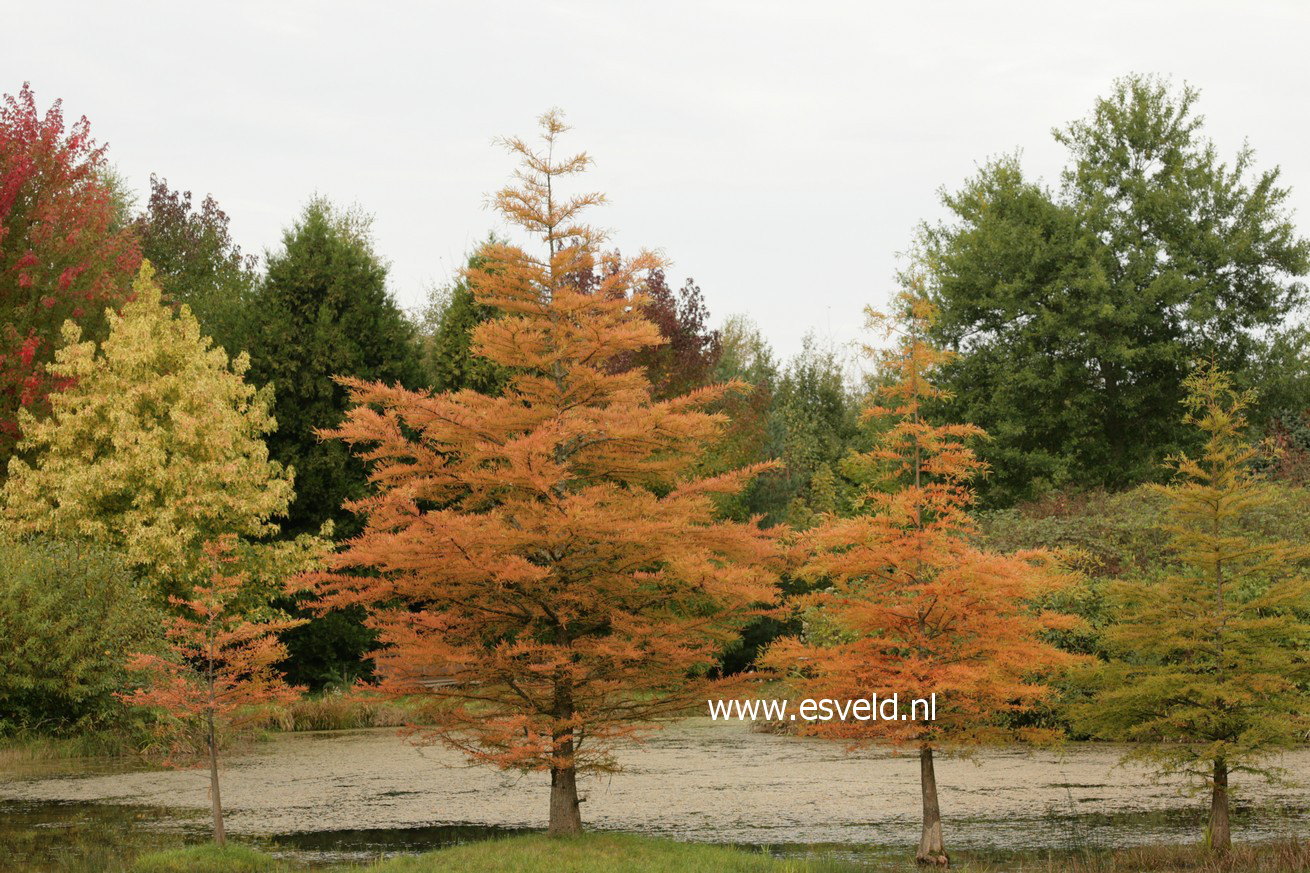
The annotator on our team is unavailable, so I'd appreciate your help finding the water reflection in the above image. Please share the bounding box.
[0,800,206,872]
[0,800,536,871]
[265,823,536,865]
[5,798,1308,872]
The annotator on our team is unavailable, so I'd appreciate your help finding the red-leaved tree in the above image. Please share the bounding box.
[0,83,140,467]
[120,538,304,845]
[311,110,780,835]
[570,263,722,400]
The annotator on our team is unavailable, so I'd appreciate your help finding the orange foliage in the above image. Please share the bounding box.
[767,285,1080,745]
[764,283,1082,863]
[120,537,303,844]
[310,111,780,833]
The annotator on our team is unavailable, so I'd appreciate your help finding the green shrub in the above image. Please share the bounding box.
[0,537,161,735]
[129,843,284,873]
[981,482,1310,583]
[980,482,1310,736]
[980,487,1170,581]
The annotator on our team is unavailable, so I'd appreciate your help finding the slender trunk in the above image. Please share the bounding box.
[207,710,225,846]
[917,746,948,866]
[1208,757,1230,852]
[1208,461,1230,855]
[548,762,583,836]
[910,329,945,867]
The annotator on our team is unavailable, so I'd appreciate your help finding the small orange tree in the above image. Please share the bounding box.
[765,284,1081,866]
[312,111,779,835]
[120,537,303,845]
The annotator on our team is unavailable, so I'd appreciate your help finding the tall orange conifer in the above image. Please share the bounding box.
[313,111,779,835]
[765,282,1081,866]
[120,537,304,845]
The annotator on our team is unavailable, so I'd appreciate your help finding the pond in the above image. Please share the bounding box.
[4,718,1310,870]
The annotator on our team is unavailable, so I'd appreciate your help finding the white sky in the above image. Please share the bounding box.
[7,1,1308,366]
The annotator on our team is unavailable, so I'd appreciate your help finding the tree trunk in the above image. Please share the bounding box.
[207,711,226,846]
[547,667,583,835]
[548,765,582,836]
[1208,757,1230,852]
[917,746,948,866]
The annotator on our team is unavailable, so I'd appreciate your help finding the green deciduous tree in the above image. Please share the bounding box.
[708,325,862,528]
[921,75,1310,505]
[770,336,861,525]
[0,537,160,734]
[135,175,259,358]
[1075,366,1310,852]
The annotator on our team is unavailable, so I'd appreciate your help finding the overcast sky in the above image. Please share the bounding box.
[7,1,1308,367]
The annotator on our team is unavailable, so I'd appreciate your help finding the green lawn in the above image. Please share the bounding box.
[129,843,284,873]
[127,835,856,873]
[121,835,1310,873]
[367,833,851,872]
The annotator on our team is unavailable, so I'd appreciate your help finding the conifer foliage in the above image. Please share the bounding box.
[765,283,1080,866]
[1075,366,1310,852]
[247,198,426,540]
[120,537,304,846]
[313,111,779,835]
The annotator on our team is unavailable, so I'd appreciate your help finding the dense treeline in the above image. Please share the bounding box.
[3,75,1310,858]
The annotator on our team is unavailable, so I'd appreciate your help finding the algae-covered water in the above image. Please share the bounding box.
[4,719,1309,870]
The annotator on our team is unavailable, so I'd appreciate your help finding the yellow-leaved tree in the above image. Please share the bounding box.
[1,262,323,601]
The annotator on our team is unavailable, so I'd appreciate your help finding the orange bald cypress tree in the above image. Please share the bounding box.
[313,111,779,835]
[764,282,1081,866]
[120,537,304,845]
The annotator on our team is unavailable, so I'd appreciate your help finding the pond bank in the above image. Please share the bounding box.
[4,719,1310,868]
